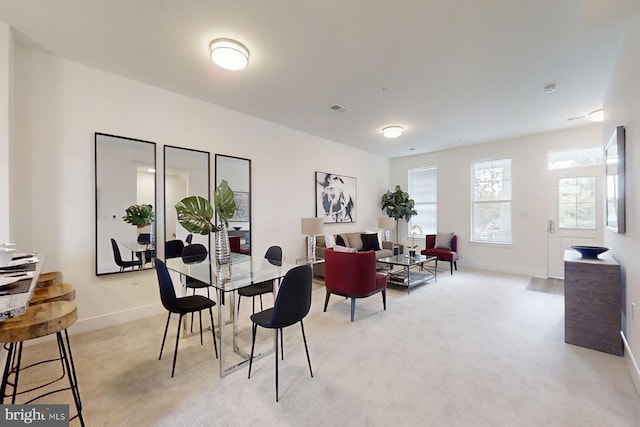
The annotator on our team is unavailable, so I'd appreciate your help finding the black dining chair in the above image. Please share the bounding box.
[154,259,218,377]
[238,246,282,315]
[181,244,211,332]
[185,234,193,245]
[248,264,313,402]
[110,238,142,271]
[135,233,155,265]
[165,239,185,259]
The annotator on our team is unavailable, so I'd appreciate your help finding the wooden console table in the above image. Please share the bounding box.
[564,250,622,356]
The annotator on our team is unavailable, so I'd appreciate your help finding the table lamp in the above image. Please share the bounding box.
[301,217,323,260]
[378,217,395,242]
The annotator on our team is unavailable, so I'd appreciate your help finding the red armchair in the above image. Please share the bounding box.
[421,233,459,275]
[323,248,387,322]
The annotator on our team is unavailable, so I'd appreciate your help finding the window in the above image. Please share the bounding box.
[547,146,603,170]
[472,158,512,243]
[558,177,596,229]
[408,167,437,237]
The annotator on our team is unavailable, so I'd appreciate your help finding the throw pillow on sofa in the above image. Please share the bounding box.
[333,245,357,253]
[336,235,346,246]
[324,234,336,248]
[434,232,454,249]
[361,233,381,251]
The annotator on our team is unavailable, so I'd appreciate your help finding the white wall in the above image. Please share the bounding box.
[603,10,640,393]
[390,124,603,277]
[0,23,12,242]
[10,46,390,332]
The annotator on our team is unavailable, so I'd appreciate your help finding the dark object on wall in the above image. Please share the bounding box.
[315,171,357,223]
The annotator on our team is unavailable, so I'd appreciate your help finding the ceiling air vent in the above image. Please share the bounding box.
[330,104,346,113]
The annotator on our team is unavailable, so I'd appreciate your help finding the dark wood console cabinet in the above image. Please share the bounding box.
[564,250,622,356]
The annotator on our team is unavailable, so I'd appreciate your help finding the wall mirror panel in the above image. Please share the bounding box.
[215,154,251,255]
[164,146,211,258]
[95,133,156,276]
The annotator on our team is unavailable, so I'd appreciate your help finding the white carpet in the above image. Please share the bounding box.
[16,269,640,426]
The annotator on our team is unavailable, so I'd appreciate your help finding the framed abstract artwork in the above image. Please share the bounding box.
[315,171,357,223]
[231,191,250,222]
[605,125,625,233]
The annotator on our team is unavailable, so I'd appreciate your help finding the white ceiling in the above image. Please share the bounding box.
[1,0,638,158]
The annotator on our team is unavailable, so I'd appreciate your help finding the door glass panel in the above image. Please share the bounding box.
[558,176,596,229]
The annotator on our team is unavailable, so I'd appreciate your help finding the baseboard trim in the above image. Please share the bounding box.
[621,330,640,397]
[71,303,165,335]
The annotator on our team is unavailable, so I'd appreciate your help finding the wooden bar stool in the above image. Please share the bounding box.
[30,283,76,305]
[36,271,63,289]
[0,301,84,426]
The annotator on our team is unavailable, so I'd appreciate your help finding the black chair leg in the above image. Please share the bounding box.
[454,261,458,271]
[159,313,171,360]
[171,314,183,377]
[208,308,218,359]
[300,320,313,378]
[350,298,356,322]
[323,291,331,312]
[275,328,279,402]
[280,328,284,360]
[248,323,257,379]
[450,262,453,275]
[259,295,264,311]
[199,310,203,345]
[252,296,256,315]
[382,289,387,310]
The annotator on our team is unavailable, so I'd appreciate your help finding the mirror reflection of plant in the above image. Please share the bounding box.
[122,204,154,228]
[175,180,236,234]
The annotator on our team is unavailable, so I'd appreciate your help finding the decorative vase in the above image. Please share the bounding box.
[409,249,416,258]
[215,224,231,264]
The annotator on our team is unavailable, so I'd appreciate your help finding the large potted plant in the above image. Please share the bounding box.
[380,185,417,243]
[175,180,236,263]
[122,204,155,242]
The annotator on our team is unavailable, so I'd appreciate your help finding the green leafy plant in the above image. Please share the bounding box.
[175,180,236,234]
[122,204,154,228]
[381,185,417,241]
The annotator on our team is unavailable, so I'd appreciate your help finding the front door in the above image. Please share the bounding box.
[547,166,603,278]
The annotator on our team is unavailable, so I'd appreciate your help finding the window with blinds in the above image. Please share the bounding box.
[471,158,512,243]
[408,167,437,237]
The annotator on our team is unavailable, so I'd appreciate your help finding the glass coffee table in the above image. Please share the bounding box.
[376,254,436,294]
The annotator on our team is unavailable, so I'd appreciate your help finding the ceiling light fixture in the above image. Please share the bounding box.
[382,126,403,139]
[544,83,557,93]
[209,38,249,71]
[588,109,604,122]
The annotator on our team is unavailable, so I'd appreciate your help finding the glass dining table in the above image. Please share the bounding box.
[166,252,297,377]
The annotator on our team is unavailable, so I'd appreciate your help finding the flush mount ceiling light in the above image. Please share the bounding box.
[382,126,403,139]
[209,38,249,71]
[588,109,604,122]
[544,83,557,93]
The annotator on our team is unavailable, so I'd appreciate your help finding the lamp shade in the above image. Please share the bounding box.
[301,217,323,235]
[378,217,395,229]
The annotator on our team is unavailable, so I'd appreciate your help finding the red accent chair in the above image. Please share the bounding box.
[229,236,242,254]
[421,234,459,275]
[323,248,387,322]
